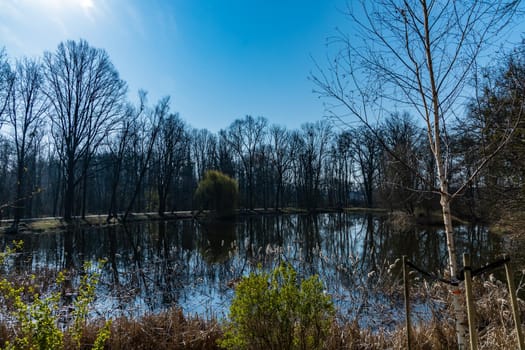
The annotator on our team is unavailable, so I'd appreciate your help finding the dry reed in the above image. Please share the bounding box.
[33,276,524,349]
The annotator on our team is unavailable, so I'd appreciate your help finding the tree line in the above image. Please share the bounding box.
[0,39,523,227]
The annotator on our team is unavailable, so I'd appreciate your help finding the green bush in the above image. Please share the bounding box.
[219,263,335,350]
[0,242,110,350]
[194,170,239,218]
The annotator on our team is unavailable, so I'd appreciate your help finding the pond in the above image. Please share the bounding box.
[0,213,511,325]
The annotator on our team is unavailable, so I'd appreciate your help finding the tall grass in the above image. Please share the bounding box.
[1,269,523,349]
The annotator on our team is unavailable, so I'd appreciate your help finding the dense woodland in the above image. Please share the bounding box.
[0,39,523,224]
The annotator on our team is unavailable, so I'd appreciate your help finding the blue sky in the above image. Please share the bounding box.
[0,0,345,132]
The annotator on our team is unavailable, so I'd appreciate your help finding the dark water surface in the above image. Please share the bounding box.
[0,213,509,323]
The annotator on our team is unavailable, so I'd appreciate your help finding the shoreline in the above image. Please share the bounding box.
[0,207,388,234]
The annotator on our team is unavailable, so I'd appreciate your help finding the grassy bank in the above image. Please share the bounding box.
[0,207,388,234]
[5,207,484,237]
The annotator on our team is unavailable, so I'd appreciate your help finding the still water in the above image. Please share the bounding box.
[0,213,509,324]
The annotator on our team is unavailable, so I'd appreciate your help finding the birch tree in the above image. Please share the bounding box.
[312,1,522,347]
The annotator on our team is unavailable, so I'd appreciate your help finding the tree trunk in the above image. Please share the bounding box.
[158,185,166,216]
[12,161,25,230]
[64,158,75,221]
[81,165,88,219]
[441,194,467,349]
[438,162,467,349]
[52,165,61,217]
[275,177,282,210]
[107,161,122,222]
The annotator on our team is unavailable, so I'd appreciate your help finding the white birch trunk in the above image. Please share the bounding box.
[435,121,467,349]
[440,192,467,349]
[424,0,467,343]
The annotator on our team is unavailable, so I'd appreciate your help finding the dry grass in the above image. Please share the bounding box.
[1,279,522,350]
[491,209,525,236]
[58,278,525,349]
[68,308,222,350]
[0,249,523,349]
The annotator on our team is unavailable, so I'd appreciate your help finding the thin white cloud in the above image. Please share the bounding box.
[0,24,23,54]
[0,0,24,21]
[0,0,115,57]
[111,0,178,42]
[0,1,35,54]
[121,2,147,40]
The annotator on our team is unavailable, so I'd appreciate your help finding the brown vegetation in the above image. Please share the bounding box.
[80,309,221,350]
[0,276,522,349]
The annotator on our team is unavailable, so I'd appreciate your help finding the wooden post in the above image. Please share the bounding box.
[504,255,524,350]
[403,256,412,350]
[463,253,478,350]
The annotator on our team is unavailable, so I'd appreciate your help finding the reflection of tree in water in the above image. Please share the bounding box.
[0,213,505,322]
[298,214,321,267]
[153,221,181,304]
[107,226,120,286]
[64,230,75,269]
[196,220,236,263]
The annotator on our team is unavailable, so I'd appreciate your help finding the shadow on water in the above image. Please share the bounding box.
[0,213,509,323]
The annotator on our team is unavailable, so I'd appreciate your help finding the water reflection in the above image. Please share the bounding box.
[1,213,505,321]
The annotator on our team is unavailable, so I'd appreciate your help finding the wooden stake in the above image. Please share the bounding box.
[463,253,478,350]
[403,256,412,350]
[504,255,524,350]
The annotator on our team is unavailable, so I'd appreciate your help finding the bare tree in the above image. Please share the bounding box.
[0,48,14,127]
[217,130,236,178]
[0,50,14,221]
[153,107,188,215]
[268,125,297,209]
[463,45,525,217]
[295,121,332,210]
[379,113,425,213]
[0,137,13,214]
[43,39,127,221]
[106,93,146,222]
[331,131,353,208]
[7,58,47,230]
[122,96,166,221]
[226,115,268,209]
[312,0,522,346]
[350,126,382,208]
[190,128,218,181]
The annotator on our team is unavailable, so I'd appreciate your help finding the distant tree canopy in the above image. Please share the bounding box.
[194,170,239,218]
[1,37,525,226]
